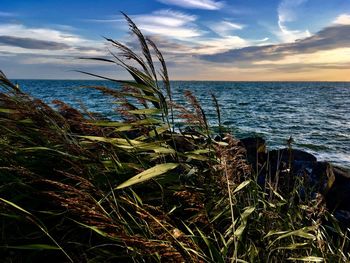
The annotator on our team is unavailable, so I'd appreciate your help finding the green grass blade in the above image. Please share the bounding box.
[2,244,60,250]
[116,163,179,189]
[234,206,255,240]
[232,180,251,195]
[128,108,162,115]
[288,256,324,262]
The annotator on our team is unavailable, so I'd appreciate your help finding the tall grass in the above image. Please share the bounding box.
[0,13,349,262]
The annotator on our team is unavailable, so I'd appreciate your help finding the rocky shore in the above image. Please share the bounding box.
[240,136,350,226]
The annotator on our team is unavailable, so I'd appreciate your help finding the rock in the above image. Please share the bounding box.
[240,137,266,169]
[182,126,204,137]
[269,148,317,164]
[311,162,335,194]
[239,137,267,186]
[268,148,317,177]
[265,149,316,189]
[214,134,223,142]
[240,137,266,155]
[239,136,350,228]
[333,210,350,227]
[325,166,350,212]
[333,166,350,181]
[169,134,196,153]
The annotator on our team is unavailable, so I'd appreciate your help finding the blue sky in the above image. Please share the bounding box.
[1,0,350,80]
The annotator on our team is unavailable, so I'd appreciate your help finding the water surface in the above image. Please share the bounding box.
[14,80,350,168]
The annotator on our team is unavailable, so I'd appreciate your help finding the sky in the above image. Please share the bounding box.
[1,0,350,80]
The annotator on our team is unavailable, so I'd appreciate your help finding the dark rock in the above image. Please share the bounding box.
[182,126,204,137]
[239,137,267,186]
[311,162,335,194]
[264,148,316,191]
[170,135,196,153]
[326,166,350,212]
[214,134,223,142]
[240,137,266,169]
[333,210,350,227]
[333,166,350,181]
[240,137,266,154]
[240,136,350,228]
[269,148,317,164]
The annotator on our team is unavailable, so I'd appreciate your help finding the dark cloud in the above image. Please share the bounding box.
[200,25,350,63]
[0,53,127,79]
[0,35,70,50]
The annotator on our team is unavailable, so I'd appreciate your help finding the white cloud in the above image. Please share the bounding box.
[0,24,90,45]
[132,10,202,39]
[278,0,307,23]
[157,0,224,10]
[84,9,252,55]
[194,36,248,54]
[128,10,253,56]
[85,9,197,28]
[257,37,269,42]
[135,9,196,27]
[277,21,310,43]
[277,0,310,42]
[222,21,244,30]
[146,33,250,56]
[334,14,350,25]
[209,20,244,37]
[140,24,201,38]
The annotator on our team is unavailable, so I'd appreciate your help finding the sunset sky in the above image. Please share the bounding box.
[1,0,350,80]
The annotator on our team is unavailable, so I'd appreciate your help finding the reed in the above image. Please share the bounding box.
[0,14,348,262]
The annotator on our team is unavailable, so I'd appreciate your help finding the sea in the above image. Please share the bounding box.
[13,80,350,169]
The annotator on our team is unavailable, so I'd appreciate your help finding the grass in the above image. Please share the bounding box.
[0,13,349,262]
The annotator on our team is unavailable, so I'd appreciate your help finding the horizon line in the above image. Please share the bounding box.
[10,78,350,83]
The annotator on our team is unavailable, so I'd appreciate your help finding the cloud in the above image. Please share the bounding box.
[131,10,202,39]
[209,20,244,37]
[131,33,248,57]
[200,24,350,63]
[132,35,198,54]
[0,22,107,78]
[0,23,104,56]
[86,9,251,54]
[0,52,126,79]
[0,23,100,46]
[157,0,224,10]
[278,0,306,23]
[334,14,350,25]
[277,0,310,42]
[194,36,248,54]
[135,9,196,26]
[140,24,201,38]
[85,9,197,29]
[257,37,269,42]
[254,48,350,66]
[126,10,250,53]
[0,36,70,50]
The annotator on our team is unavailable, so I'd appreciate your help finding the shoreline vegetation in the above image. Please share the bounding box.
[0,14,349,262]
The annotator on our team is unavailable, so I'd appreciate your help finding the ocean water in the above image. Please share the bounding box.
[14,80,350,169]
